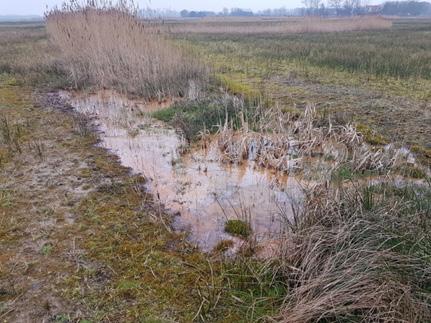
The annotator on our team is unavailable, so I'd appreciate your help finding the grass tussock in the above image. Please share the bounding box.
[45,1,207,99]
[225,219,251,238]
[275,183,431,322]
[168,16,392,35]
[152,94,252,142]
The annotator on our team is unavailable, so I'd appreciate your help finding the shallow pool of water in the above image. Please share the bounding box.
[67,90,303,253]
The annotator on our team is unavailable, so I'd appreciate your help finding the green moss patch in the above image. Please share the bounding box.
[356,124,388,146]
[225,220,251,239]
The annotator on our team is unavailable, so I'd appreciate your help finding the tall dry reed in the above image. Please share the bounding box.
[217,104,412,175]
[45,1,206,99]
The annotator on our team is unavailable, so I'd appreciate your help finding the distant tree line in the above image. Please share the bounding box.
[139,1,431,18]
[179,8,254,18]
[302,0,431,16]
[381,1,431,16]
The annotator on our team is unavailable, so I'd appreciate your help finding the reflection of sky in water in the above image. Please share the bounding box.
[70,90,303,253]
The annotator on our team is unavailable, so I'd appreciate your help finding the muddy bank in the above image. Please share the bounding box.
[64,90,303,252]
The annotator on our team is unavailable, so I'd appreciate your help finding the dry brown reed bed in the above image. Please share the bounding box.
[45,1,206,100]
[217,104,411,175]
[167,16,392,35]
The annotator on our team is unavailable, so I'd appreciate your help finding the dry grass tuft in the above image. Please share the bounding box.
[45,1,207,99]
[275,183,431,322]
[217,103,412,175]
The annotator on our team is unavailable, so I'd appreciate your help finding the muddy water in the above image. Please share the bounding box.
[67,90,303,253]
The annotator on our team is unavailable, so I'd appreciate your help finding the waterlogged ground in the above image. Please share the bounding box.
[2,79,278,321]
[66,90,304,252]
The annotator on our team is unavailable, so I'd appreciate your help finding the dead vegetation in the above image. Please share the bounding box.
[45,0,206,99]
[275,183,431,322]
[167,16,392,35]
[217,102,419,178]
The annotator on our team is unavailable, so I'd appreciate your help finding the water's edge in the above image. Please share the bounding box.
[65,90,303,254]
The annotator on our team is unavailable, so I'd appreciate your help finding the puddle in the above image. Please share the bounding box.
[66,90,303,253]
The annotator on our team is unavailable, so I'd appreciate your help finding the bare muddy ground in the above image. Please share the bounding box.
[1,88,92,321]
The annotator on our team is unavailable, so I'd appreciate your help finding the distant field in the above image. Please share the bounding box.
[0,23,65,87]
[176,17,431,163]
[166,16,392,34]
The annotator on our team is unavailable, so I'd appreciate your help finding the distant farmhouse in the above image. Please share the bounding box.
[365,5,383,15]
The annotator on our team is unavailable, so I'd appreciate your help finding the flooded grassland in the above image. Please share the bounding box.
[65,90,428,255]
[66,90,304,253]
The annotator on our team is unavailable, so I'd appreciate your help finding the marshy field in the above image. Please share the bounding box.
[0,2,430,322]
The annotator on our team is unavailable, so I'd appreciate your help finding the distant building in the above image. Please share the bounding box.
[365,5,383,15]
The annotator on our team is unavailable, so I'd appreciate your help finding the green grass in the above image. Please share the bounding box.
[0,189,13,208]
[331,163,380,183]
[152,96,258,142]
[182,19,431,80]
[225,220,251,238]
[356,123,388,146]
[41,242,54,256]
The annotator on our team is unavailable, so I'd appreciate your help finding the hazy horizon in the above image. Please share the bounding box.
[0,0,389,16]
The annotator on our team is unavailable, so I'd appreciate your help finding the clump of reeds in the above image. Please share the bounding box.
[217,103,415,175]
[274,182,431,322]
[45,0,206,100]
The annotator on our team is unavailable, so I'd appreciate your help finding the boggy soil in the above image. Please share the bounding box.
[0,79,240,322]
[66,90,303,253]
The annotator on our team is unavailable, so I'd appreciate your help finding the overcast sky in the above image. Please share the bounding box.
[1,0,390,15]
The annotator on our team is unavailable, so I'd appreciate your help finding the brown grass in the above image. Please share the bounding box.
[45,1,207,100]
[0,25,64,86]
[217,104,412,175]
[167,16,392,35]
[275,183,431,322]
